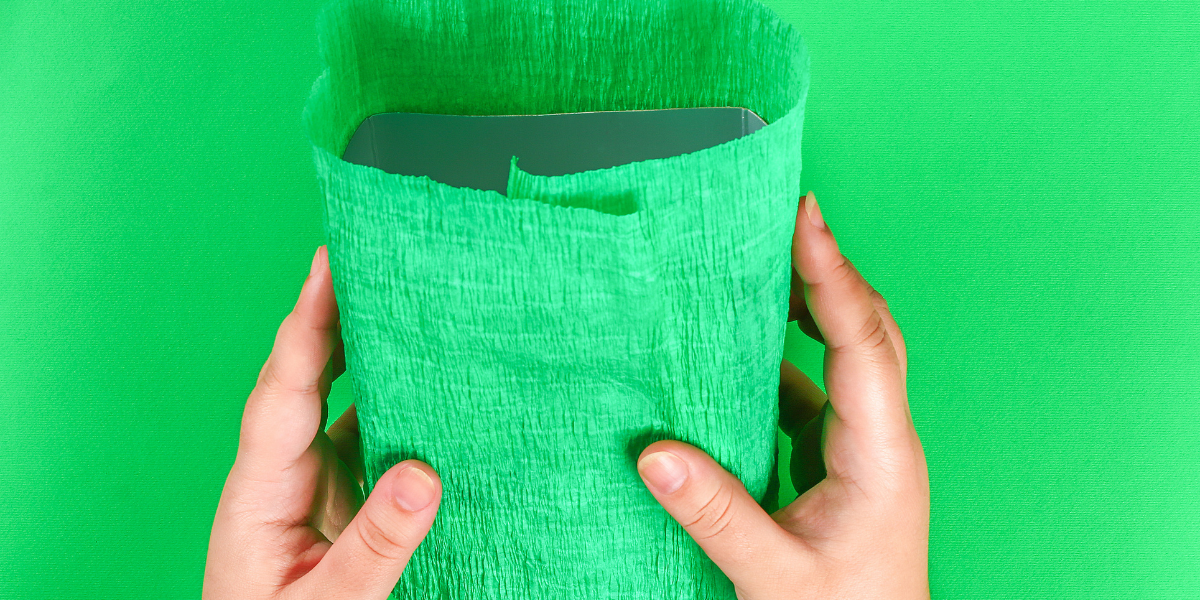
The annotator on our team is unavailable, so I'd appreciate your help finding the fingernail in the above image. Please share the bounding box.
[309,246,323,277]
[803,191,826,230]
[394,464,435,511]
[638,451,688,494]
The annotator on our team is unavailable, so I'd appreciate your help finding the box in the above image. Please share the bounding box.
[342,108,767,194]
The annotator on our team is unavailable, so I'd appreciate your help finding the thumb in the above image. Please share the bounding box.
[637,441,802,594]
[300,460,441,600]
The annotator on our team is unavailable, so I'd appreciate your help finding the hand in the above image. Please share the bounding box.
[203,246,443,600]
[636,191,930,599]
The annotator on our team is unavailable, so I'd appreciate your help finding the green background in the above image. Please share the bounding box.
[1,0,1196,597]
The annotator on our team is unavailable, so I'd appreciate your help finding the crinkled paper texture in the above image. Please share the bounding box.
[302,0,810,597]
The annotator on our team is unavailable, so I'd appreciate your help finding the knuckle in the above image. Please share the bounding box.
[851,310,892,357]
[827,253,858,288]
[257,355,320,398]
[869,287,888,309]
[870,288,905,336]
[682,485,738,541]
[356,507,410,562]
[830,261,891,347]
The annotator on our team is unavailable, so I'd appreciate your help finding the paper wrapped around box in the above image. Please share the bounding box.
[301,0,810,597]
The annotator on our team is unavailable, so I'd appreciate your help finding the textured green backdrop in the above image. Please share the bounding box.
[1,0,1197,597]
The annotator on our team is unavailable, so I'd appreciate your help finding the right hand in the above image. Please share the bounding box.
[635,191,930,599]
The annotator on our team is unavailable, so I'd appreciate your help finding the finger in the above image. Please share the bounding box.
[869,291,907,390]
[637,441,805,595]
[792,191,914,487]
[789,401,829,495]
[786,267,825,343]
[317,323,346,439]
[327,403,364,487]
[778,359,827,438]
[238,245,340,481]
[298,460,441,600]
[331,321,346,380]
[307,430,366,544]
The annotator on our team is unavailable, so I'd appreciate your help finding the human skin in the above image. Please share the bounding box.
[202,244,441,600]
[203,191,929,599]
[636,191,930,600]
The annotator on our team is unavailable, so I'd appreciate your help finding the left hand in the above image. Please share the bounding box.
[203,245,443,600]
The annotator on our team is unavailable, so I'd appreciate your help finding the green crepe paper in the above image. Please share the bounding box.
[302,0,810,597]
